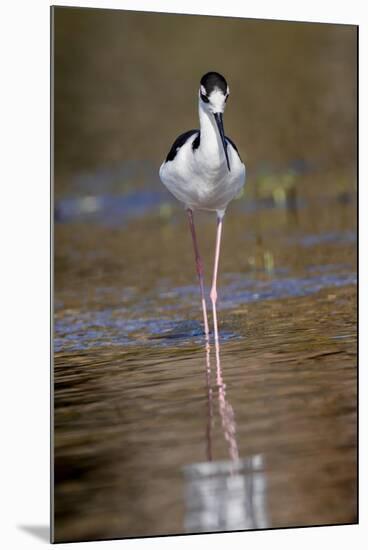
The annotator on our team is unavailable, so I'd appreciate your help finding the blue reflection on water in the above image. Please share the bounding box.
[287,231,356,247]
[55,191,167,226]
[55,269,356,353]
[219,271,357,308]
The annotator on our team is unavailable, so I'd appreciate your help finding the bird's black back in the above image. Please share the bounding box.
[164,129,241,163]
[165,130,200,162]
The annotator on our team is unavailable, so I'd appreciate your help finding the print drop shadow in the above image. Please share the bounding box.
[17,525,50,543]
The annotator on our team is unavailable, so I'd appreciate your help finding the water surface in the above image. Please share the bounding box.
[54,170,356,542]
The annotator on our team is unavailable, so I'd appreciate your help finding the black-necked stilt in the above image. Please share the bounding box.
[159,72,246,343]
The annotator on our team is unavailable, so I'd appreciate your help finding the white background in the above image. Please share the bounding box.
[0,0,365,548]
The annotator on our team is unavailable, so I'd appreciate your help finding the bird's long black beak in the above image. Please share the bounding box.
[214,112,230,171]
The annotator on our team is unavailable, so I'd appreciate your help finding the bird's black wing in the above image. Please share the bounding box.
[226,136,242,160]
[165,129,199,162]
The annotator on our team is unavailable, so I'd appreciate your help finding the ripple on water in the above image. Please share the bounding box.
[54,266,356,353]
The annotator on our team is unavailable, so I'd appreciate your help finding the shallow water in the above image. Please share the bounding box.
[53,169,357,542]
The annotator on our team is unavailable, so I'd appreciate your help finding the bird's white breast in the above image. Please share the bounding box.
[159,135,246,214]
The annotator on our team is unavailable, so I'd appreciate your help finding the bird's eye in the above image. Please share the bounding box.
[200,93,209,103]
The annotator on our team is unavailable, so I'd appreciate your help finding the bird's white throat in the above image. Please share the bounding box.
[197,101,227,167]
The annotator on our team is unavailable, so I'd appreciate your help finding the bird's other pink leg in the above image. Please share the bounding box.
[186,208,210,340]
[210,213,224,345]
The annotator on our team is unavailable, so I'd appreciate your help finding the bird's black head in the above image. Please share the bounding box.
[199,72,229,112]
[199,72,231,171]
[200,72,228,95]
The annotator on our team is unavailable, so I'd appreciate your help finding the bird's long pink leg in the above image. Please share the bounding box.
[210,214,224,345]
[186,209,210,340]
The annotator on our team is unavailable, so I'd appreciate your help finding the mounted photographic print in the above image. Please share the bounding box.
[51,5,357,543]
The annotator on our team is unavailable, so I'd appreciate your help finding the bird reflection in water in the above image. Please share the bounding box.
[183,338,268,533]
